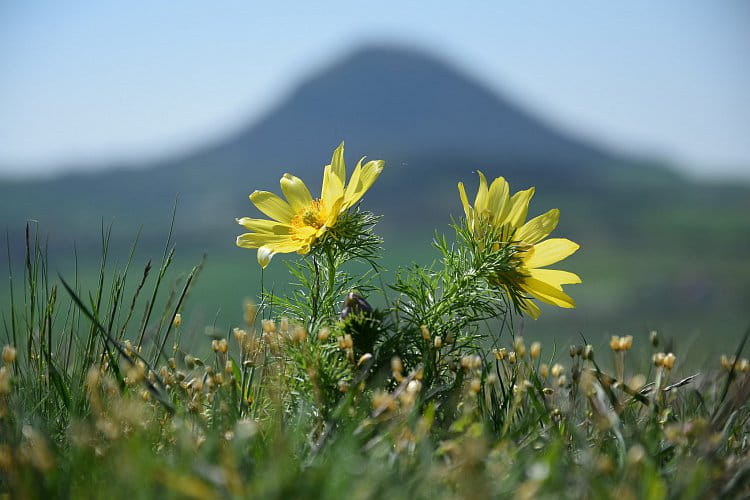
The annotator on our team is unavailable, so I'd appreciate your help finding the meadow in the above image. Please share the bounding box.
[1,146,749,499]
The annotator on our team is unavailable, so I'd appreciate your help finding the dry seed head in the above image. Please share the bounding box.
[628,374,647,391]
[653,352,666,367]
[738,358,750,373]
[391,356,403,374]
[556,375,567,388]
[620,335,633,351]
[184,355,195,370]
[539,363,549,378]
[460,355,472,370]
[292,326,307,343]
[627,445,646,466]
[141,390,151,402]
[530,342,541,360]
[211,339,219,353]
[569,345,577,358]
[168,357,176,370]
[233,327,247,344]
[172,313,182,328]
[344,334,353,349]
[494,348,507,361]
[407,379,422,394]
[514,337,526,358]
[2,345,16,365]
[662,352,676,370]
[507,351,517,365]
[279,317,289,334]
[720,355,734,371]
[420,325,431,341]
[225,360,233,374]
[549,363,563,378]
[470,378,482,394]
[372,390,397,412]
[261,319,276,334]
[434,336,442,350]
[337,380,350,393]
[470,355,482,370]
[609,335,620,352]
[486,373,498,385]
[317,327,330,342]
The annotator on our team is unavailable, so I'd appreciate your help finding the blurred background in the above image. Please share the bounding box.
[1,1,748,358]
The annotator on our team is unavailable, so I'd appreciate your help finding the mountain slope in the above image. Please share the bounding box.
[1,45,748,347]
[0,44,634,250]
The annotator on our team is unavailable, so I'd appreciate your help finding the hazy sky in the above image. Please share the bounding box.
[1,1,748,178]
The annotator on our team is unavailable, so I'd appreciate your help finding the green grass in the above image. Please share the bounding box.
[1,213,750,499]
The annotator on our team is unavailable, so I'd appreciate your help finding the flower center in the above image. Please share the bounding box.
[292,199,327,230]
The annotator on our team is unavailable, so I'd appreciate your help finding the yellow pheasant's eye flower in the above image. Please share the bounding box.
[236,142,384,267]
[457,171,581,319]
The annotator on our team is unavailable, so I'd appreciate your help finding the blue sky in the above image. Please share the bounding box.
[1,1,748,178]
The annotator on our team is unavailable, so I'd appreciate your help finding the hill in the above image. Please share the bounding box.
[0,45,748,349]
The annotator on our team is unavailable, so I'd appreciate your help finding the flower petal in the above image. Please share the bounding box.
[280,174,313,213]
[343,159,383,209]
[505,187,535,229]
[473,171,489,216]
[524,238,579,269]
[515,209,559,244]
[521,297,541,320]
[523,277,577,308]
[236,232,292,248]
[324,196,345,227]
[487,176,509,222]
[527,268,581,290]
[329,142,346,183]
[236,217,293,235]
[321,164,345,214]
[457,182,474,228]
[249,191,295,223]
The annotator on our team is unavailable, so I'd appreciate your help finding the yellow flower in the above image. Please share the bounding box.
[458,171,581,319]
[236,143,384,267]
